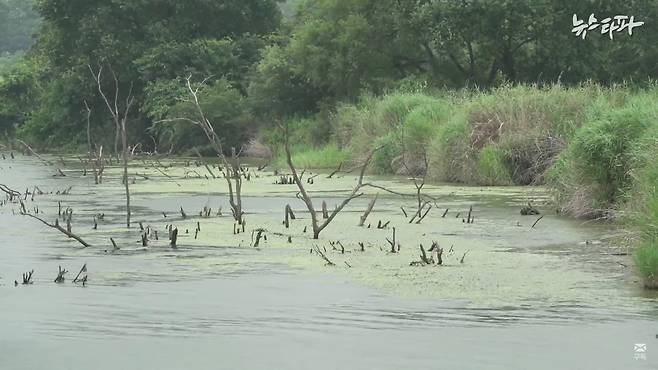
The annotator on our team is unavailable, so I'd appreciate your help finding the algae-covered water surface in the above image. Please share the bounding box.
[0,155,656,370]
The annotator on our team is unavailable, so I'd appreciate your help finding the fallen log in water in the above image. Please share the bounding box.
[327,162,343,179]
[313,245,335,266]
[460,250,469,264]
[72,263,88,286]
[16,139,52,166]
[416,205,432,224]
[0,184,21,200]
[531,215,544,228]
[23,213,91,248]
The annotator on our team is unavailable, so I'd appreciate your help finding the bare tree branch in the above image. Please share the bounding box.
[0,184,21,198]
[282,121,383,239]
[89,63,134,228]
[16,139,52,165]
[167,75,245,223]
[22,213,91,248]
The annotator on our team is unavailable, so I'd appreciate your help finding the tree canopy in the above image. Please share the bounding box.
[2,0,282,148]
[0,0,656,149]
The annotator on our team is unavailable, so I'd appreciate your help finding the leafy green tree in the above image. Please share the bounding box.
[285,0,404,100]
[259,0,658,117]
[13,0,282,150]
[0,59,43,135]
[248,44,325,117]
[146,78,252,154]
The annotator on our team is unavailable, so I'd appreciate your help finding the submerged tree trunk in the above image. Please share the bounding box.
[121,120,131,228]
[114,126,120,157]
[84,101,99,185]
[89,64,134,228]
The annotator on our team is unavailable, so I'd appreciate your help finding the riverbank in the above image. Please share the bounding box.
[266,84,658,286]
[3,84,657,287]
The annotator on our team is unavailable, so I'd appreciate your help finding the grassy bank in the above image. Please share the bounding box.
[271,84,658,286]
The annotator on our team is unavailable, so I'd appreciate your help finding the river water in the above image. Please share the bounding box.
[0,154,656,370]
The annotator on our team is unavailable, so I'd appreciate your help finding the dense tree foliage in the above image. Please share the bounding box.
[247,0,657,116]
[0,0,656,149]
[1,0,282,148]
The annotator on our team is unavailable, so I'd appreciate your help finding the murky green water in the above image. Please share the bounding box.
[0,154,656,369]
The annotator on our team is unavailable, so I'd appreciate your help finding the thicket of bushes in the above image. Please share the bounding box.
[273,84,658,286]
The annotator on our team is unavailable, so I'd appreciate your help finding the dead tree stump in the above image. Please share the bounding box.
[359,194,378,226]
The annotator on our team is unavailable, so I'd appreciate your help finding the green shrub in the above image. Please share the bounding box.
[403,101,450,146]
[551,90,658,217]
[562,101,655,208]
[334,92,448,173]
[427,112,471,182]
[273,143,349,169]
[375,93,437,130]
[477,145,512,185]
[627,122,658,285]
[370,132,402,174]
[634,240,658,288]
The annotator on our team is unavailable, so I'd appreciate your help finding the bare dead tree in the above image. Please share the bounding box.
[96,145,105,183]
[155,76,245,224]
[398,128,432,224]
[83,100,105,184]
[282,124,381,239]
[84,100,97,183]
[89,64,134,228]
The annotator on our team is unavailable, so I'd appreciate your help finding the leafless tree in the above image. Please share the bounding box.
[281,123,381,239]
[397,127,432,224]
[89,64,134,228]
[83,100,105,184]
[157,76,245,223]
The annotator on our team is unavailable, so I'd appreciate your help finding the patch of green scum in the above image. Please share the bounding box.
[234,208,625,309]
[94,156,555,202]
[40,158,639,311]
